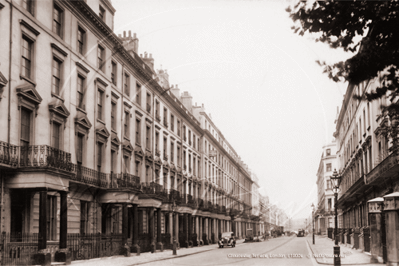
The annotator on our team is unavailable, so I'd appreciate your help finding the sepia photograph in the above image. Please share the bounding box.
[0,0,397,265]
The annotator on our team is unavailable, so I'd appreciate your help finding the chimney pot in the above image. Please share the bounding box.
[133,33,137,38]
[149,53,152,58]
[140,54,143,57]
[129,30,131,37]
[118,34,121,38]
[176,84,178,88]
[171,85,174,88]
[123,31,126,37]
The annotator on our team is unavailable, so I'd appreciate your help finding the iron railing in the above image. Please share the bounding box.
[70,164,107,188]
[0,232,41,266]
[0,141,18,167]
[19,145,72,171]
[109,173,140,190]
[67,233,124,261]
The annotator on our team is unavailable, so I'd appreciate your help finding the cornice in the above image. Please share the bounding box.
[51,43,68,56]
[75,61,90,73]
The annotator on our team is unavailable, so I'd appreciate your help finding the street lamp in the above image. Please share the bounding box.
[331,169,342,266]
[311,203,315,244]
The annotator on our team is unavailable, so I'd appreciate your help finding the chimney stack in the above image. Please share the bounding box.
[120,30,139,54]
[171,84,180,98]
[142,51,154,70]
[181,91,193,113]
[157,68,170,90]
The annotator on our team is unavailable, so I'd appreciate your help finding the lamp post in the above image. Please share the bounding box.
[331,169,341,266]
[311,203,315,244]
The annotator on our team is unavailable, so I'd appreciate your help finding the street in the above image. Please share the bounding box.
[129,236,316,266]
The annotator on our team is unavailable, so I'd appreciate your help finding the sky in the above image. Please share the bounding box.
[112,0,352,219]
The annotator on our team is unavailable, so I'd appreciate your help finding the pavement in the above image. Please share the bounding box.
[305,234,383,265]
[68,239,246,266]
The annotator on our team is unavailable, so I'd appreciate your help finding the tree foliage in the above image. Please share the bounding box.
[287,0,399,152]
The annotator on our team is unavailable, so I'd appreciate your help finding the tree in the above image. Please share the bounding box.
[287,1,399,152]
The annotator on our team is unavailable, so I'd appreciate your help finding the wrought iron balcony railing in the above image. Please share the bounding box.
[109,173,140,190]
[0,141,18,167]
[141,182,166,199]
[70,164,107,188]
[19,145,72,172]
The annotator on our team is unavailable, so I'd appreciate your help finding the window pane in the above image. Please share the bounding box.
[21,38,32,78]
[53,6,62,36]
[77,134,83,163]
[52,58,61,95]
[21,108,31,145]
[52,122,60,149]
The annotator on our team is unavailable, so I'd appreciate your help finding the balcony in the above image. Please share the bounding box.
[163,154,168,161]
[146,103,151,113]
[141,182,167,200]
[19,145,72,172]
[163,119,168,127]
[156,114,161,122]
[109,173,140,190]
[198,199,205,210]
[155,149,160,157]
[168,189,182,204]
[0,141,18,168]
[70,164,107,188]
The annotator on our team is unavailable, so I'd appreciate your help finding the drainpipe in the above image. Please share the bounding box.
[121,61,124,177]
[7,0,13,146]
[152,82,155,184]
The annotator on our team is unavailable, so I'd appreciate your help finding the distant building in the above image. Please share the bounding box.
[315,141,337,235]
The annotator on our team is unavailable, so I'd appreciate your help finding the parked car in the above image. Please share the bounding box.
[297,229,305,237]
[218,232,236,248]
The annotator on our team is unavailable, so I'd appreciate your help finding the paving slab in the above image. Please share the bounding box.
[306,235,383,265]
[69,239,246,266]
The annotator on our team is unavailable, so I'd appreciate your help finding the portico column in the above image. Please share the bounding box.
[215,219,218,240]
[205,218,209,243]
[183,213,188,247]
[196,216,199,244]
[55,191,70,264]
[188,214,192,245]
[149,208,155,251]
[39,191,47,250]
[169,212,174,245]
[122,204,128,244]
[199,217,203,244]
[33,191,50,265]
[132,204,140,253]
[157,208,163,251]
[174,213,179,246]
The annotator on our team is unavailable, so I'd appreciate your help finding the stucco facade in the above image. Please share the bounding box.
[0,0,260,264]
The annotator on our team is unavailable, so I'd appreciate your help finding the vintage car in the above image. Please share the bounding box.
[218,232,236,248]
[297,229,305,237]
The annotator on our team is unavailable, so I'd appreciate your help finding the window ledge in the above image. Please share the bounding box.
[20,75,36,86]
[51,93,65,102]
[97,119,106,125]
[111,129,118,134]
[76,107,86,114]
[124,136,130,141]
